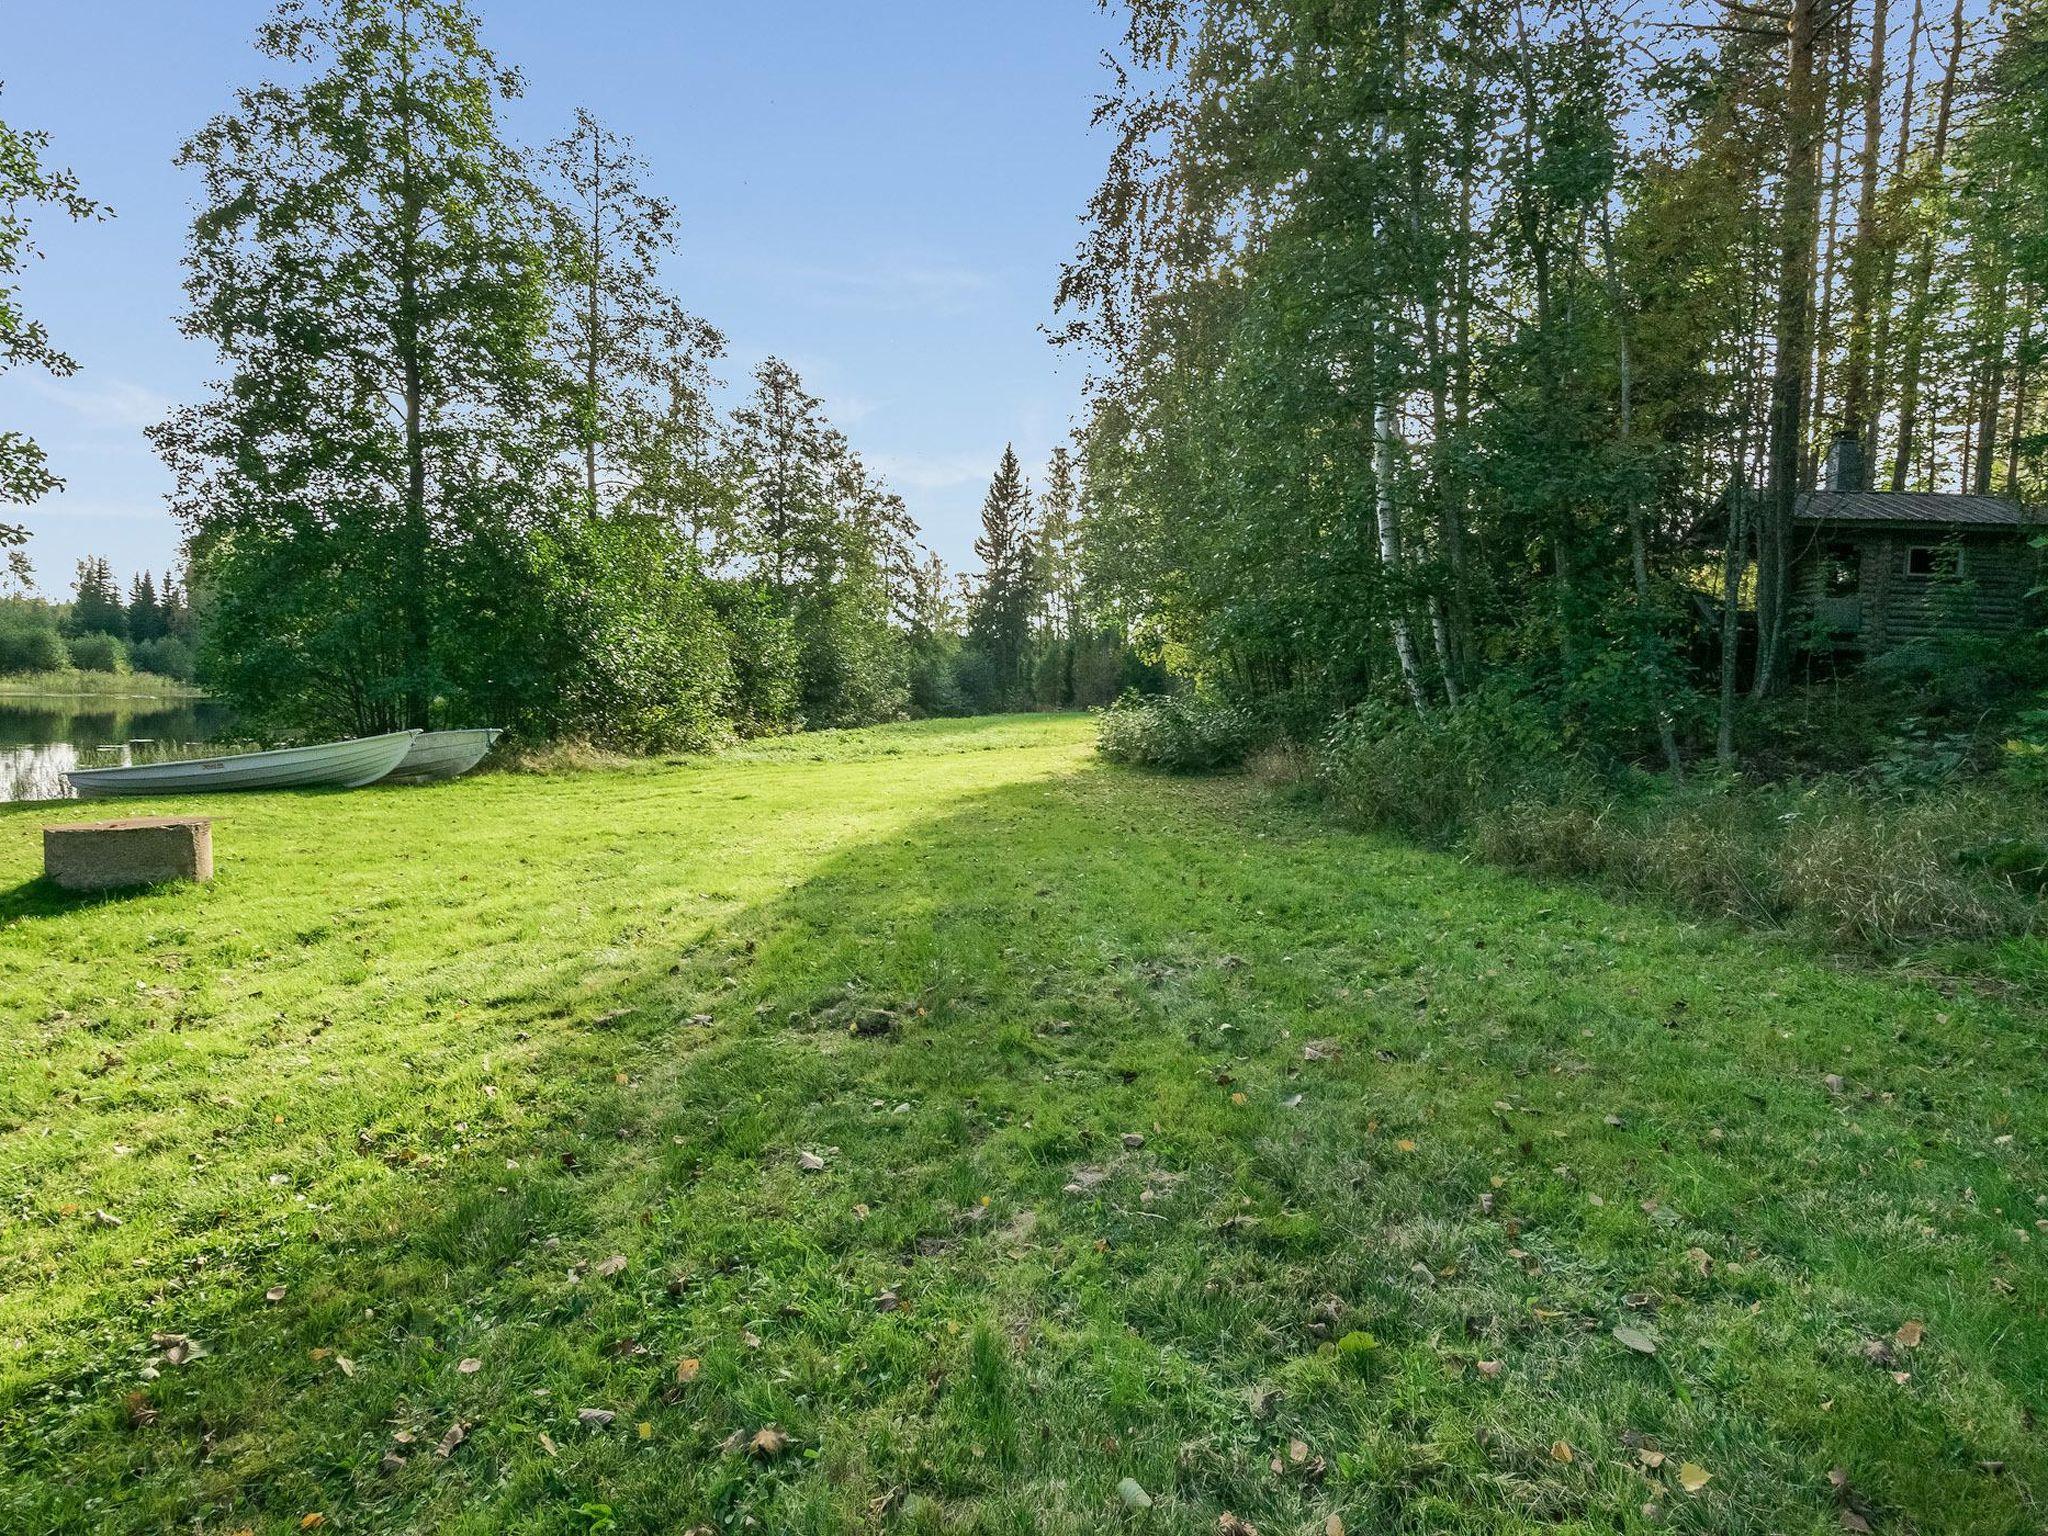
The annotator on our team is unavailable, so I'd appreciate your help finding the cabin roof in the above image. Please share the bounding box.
[1794,490,2026,529]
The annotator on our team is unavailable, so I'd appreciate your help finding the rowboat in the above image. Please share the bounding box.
[65,730,419,800]
[378,728,502,785]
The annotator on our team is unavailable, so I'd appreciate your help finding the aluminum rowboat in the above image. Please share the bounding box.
[64,730,420,799]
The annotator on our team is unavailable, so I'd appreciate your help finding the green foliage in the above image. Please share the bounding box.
[714,580,803,736]
[63,632,127,674]
[0,615,68,674]
[63,557,126,640]
[966,445,1037,706]
[156,0,569,735]
[1319,686,1599,845]
[1095,691,1267,772]
[125,635,195,683]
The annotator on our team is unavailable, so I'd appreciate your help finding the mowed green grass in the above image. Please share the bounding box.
[1,713,2042,1535]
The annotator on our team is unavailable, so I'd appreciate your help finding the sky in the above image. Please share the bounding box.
[0,0,1126,594]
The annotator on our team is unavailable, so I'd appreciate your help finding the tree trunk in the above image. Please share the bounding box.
[1888,0,1966,491]
[1867,0,1926,474]
[395,13,432,733]
[585,130,602,512]
[1838,0,1889,479]
[1375,399,1430,716]
[2007,305,2034,494]
[1754,0,1826,699]
[1599,200,1683,777]
[1973,264,2010,493]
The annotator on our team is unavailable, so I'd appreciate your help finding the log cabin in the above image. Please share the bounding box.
[1790,431,2040,656]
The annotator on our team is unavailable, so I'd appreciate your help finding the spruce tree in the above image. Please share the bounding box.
[967,445,1036,705]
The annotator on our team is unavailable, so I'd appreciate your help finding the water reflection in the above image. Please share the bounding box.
[0,696,236,803]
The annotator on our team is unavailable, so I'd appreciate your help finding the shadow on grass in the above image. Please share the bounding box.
[2,760,2043,1535]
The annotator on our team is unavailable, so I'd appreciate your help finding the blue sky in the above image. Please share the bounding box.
[0,0,1124,594]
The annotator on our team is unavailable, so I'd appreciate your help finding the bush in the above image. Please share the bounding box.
[714,580,803,737]
[129,635,197,682]
[1318,686,1598,844]
[1311,685,2042,951]
[1096,691,1267,772]
[65,632,129,674]
[0,622,69,674]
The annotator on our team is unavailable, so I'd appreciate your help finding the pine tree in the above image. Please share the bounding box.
[967,445,1036,705]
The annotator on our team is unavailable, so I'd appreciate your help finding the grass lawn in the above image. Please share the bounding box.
[3,713,2043,1534]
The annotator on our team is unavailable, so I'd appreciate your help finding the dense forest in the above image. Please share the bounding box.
[1059,0,2045,762]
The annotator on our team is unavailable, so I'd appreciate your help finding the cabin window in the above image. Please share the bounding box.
[1822,543,1860,595]
[1904,543,1960,579]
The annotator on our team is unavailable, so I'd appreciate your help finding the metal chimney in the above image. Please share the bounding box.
[1826,429,1864,492]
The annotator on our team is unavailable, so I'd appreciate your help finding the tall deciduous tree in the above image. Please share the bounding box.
[542,108,723,517]
[154,0,566,733]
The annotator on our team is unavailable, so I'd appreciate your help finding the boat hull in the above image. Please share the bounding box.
[65,731,420,799]
[378,728,502,785]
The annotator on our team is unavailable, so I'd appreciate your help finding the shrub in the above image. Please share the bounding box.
[0,622,69,674]
[65,632,128,674]
[1318,686,1598,845]
[713,581,803,737]
[1096,691,1267,772]
[129,635,197,682]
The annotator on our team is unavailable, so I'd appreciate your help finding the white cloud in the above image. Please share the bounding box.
[29,375,176,432]
[758,254,997,317]
[868,449,999,493]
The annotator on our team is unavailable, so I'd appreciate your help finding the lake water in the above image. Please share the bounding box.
[0,695,236,803]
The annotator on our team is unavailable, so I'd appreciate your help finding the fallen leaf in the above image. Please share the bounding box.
[299,1517,325,1531]
[1117,1477,1153,1510]
[1637,1448,1666,1468]
[1550,1439,1575,1463]
[874,1289,900,1312]
[1218,1516,1260,1536]
[1894,1319,1925,1348]
[742,1329,761,1349]
[1612,1324,1659,1355]
[1840,1513,1871,1533]
[1477,1359,1503,1379]
[796,1150,827,1173]
[577,1408,616,1429]
[1396,1139,1418,1153]
[594,1253,628,1278]
[1677,1461,1711,1493]
[1823,1073,1845,1095]
[637,1421,652,1440]
[538,1431,559,1456]
[676,1357,701,1383]
[435,1421,468,1458]
[1326,1519,1345,1536]
[748,1425,789,1457]
[264,1285,287,1303]
[334,1356,356,1377]
[1121,1131,1147,1148]
[457,1357,482,1375]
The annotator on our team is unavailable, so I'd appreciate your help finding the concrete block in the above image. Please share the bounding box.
[43,817,214,892]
